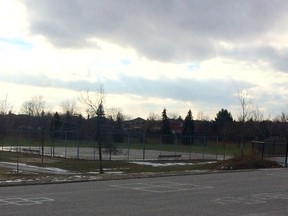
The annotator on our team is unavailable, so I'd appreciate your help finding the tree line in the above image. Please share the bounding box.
[1,89,288,145]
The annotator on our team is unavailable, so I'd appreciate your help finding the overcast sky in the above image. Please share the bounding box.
[1,0,288,119]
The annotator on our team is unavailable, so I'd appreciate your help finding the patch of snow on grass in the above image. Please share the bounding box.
[131,161,216,167]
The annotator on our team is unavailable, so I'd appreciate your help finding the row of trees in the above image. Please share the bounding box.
[159,108,195,144]
[1,89,288,143]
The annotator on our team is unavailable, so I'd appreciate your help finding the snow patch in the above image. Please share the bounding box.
[131,161,216,167]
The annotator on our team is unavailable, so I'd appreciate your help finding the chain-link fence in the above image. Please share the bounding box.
[1,128,287,165]
[1,131,257,161]
[252,141,288,167]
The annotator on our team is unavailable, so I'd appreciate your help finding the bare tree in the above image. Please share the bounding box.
[197,111,210,121]
[0,95,12,147]
[21,95,45,116]
[168,112,179,120]
[251,105,265,122]
[60,99,78,115]
[106,107,123,121]
[274,111,288,123]
[145,112,161,133]
[238,89,254,122]
[147,112,161,121]
[274,111,288,140]
[79,86,105,118]
[79,86,105,174]
[237,89,254,155]
[0,95,13,115]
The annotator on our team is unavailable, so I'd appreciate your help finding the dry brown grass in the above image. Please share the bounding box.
[216,154,282,170]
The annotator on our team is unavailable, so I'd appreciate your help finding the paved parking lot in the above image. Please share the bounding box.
[0,168,287,215]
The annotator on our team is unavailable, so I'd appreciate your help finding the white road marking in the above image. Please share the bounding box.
[111,181,213,193]
[214,192,288,205]
[0,197,54,206]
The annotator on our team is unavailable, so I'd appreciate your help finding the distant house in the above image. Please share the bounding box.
[123,117,146,132]
[145,119,161,133]
[169,119,183,134]
[123,117,185,135]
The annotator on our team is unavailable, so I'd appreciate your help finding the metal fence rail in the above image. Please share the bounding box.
[1,133,244,161]
[252,141,288,167]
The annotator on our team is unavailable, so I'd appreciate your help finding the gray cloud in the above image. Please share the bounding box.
[24,0,288,62]
[255,47,288,72]
[104,74,249,107]
[5,72,287,117]
[221,46,288,72]
[0,72,248,107]
[0,73,96,92]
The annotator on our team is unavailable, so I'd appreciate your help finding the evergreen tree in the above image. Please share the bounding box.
[53,112,62,130]
[161,108,171,134]
[50,112,62,138]
[161,108,173,144]
[214,108,233,141]
[181,109,195,145]
[63,111,73,139]
[215,109,233,127]
[113,112,124,143]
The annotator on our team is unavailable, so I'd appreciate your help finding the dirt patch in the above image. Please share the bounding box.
[216,154,282,170]
[19,157,59,164]
[0,167,11,174]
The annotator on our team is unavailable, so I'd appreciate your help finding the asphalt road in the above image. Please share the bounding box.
[0,168,287,216]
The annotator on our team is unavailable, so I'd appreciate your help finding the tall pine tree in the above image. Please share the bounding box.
[181,109,195,145]
[113,112,124,143]
[161,108,173,144]
[214,108,233,141]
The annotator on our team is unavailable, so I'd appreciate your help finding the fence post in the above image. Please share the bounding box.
[16,146,19,174]
[261,142,265,159]
[285,142,288,168]
[52,131,55,157]
[142,133,145,160]
[215,137,218,160]
[174,135,177,155]
[64,131,67,158]
[223,141,226,160]
[16,130,21,173]
[93,145,96,160]
[159,135,162,156]
[77,132,80,160]
[127,134,130,161]
[41,128,44,166]
[0,139,3,160]
[189,136,192,160]
[202,136,205,159]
